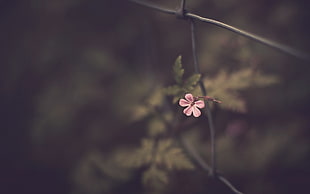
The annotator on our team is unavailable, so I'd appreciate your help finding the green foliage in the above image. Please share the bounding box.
[72,151,133,194]
[110,137,194,190]
[164,56,201,103]
[162,147,195,170]
[173,55,184,84]
[155,139,195,170]
[184,74,201,91]
[113,76,162,122]
[114,138,155,168]
[204,68,279,112]
[143,165,169,186]
[148,118,167,137]
[115,82,166,123]
[114,138,194,170]
[163,85,183,96]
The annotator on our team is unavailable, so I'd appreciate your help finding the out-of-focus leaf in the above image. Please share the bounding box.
[154,138,194,170]
[162,148,195,170]
[148,118,166,137]
[128,105,150,122]
[154,139,172,165]
[114,76,166,123]
[146,86,165,107]
[204,68,279,112]
[164,58,201,103]
[114,138,154,168]
[72,151,132,194]
[143,165,168,186]
[163,85,183,96]
[173,55,184,84]
[184,73,201,91]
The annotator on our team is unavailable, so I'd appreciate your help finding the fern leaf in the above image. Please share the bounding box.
[219,94,247,113]
[114,138,154,168]
[143,165,168,185]
[251,72,279,86]
[184,73,201,91]
[163,85,183,96]
[154,139,195,170]
[204,68,278,112]
[163,147,195,170]
[157,139,173,153]
[148,118,166,137]
[154,139,173,165]
[173,55,184,84]
[165,57,202,103]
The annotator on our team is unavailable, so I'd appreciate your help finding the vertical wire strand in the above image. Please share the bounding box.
[180,0,186,11]
[190,18,216,176]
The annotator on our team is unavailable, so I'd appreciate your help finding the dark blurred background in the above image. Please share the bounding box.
[1,0,310,194]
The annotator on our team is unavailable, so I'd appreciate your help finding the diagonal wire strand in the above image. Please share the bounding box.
[130,0,310,62]
[186,13,309,61]
[129,0,175,15]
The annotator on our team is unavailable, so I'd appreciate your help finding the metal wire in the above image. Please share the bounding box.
[128,1,308,193]
[130,0,310,61]
[130,0,176,15]
[186,13,309,61]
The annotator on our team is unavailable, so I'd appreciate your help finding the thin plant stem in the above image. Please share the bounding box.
[190,18,217,177]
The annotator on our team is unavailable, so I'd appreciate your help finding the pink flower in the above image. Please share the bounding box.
[179,93,205,117]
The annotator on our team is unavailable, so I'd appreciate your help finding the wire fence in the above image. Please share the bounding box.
[130,0,309,193]
[130,0,309,62]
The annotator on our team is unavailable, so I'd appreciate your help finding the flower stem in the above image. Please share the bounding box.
[196,96,222,103]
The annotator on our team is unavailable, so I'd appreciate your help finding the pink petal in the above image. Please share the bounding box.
[195,100,205,108]
[192,106,202,117]
[184,93,194,102]
[179,99,190,107]
[183,106,193,116]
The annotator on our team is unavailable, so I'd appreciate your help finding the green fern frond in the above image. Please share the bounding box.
[163,85,183,96]
[163,148,195,170]
[204,68,279,112]
[184,73,201,91]
[173,55,185,84]
[251,71,279,86]
[148,118,166,137]
[219,93,247,112]
[164,56,202,103]
[154,139,173,165]
[143,165,169,186]
[114,138,154,168]
[154,138,195,170]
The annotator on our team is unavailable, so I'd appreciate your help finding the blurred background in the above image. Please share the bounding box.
[1,0,310,193]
